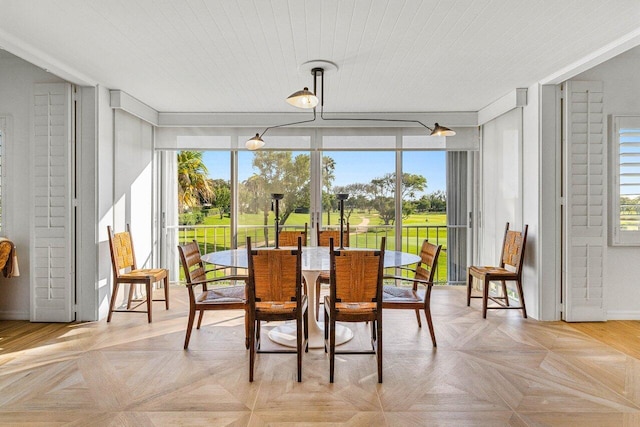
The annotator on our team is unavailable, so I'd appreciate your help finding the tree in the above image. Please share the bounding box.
[241,152,319,243]
[426,190,446,212]
[177,151,212,213]
[334,183,371,222]
[209,179,231,219]
[322,156,336,224]
[369,173,427,225]
[414,195,431,212]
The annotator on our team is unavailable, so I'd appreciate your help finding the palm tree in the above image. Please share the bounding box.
[177,151,212,213]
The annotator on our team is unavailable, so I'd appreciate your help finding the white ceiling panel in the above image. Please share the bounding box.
[0,0,639,113]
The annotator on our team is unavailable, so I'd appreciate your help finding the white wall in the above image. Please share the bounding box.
[113,109,155,265]
[522,83,541,320]
[0,51,65,320]
[534,84,562,321]
[480,108,524,261]
[75,85,115,321]
[97,86,114,320]
[572,46,640,319]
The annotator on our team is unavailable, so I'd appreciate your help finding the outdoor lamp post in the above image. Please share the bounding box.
[337,193,349,249]
[271,193,284,248]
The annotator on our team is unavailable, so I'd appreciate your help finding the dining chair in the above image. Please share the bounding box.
[315,225,350,320]
[467,222,528,318]
[177,240,248,349]
[278,223,308,247]
[246,236,309,382]
[382,239,441,347]
[324,236,385,383]
[107,224,169,323]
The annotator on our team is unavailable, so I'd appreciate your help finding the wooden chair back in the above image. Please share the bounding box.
[248,237,302,304]
[178,240,206,284]
[317,224,350,247]
[279,223,308,247]
[414,240,441,284]
[499,223,528,277]
[330,237,385,305]
[107,224,137,277]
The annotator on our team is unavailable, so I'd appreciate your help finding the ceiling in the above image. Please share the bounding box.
[1,0,639,114]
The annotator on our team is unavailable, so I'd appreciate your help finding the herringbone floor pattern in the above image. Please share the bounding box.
[1,286,640,426]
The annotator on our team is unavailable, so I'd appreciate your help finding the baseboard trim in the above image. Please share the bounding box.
[606,310,640,320]
[0,310,29,320]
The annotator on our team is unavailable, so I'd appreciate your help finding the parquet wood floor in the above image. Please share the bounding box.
[2,286,640,426]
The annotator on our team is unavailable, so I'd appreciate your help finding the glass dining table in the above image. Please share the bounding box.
[202,246,420,349]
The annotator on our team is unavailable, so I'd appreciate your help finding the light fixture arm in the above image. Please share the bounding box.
[257,109,317,139]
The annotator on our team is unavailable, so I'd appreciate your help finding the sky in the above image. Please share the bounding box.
[202,150,446,195]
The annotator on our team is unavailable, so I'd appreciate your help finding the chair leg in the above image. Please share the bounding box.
[467,270,472,306]
[329,316,336,383]
[424,286,436,347]
[515,279,528,319]
[501,280,509,306]
[303,305,309,352]
[324,303,329,353]
[297,311,303,382]
[249,318,256,382]
[127,283,136,309]
[196,311,205,329]
[414,308,422,327]
[164,276,170,310]
[184,308,196,349]
[377,317,383,383]
[482,279,489,319]
[146,282,152,323]
[107,282,120,322]
[244,309,250,350]
[315,280,321,321]
[256,321,261,350]
[370,318,377,350]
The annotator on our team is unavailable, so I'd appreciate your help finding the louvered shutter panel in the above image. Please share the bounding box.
[31,83,74,322]
[564,81,606,321]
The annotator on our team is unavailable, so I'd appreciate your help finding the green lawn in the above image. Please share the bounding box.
[177,209,449,283]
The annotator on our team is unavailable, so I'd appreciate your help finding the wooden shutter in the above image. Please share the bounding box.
[563,81,606,321]
[31,83,74,322]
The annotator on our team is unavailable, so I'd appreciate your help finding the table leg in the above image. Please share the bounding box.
[268,270,354,348]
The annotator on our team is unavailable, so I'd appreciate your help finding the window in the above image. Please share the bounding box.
[610,115,640,245]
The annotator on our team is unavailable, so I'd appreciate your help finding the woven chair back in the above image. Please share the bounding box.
[318,227,350,247]
[279,230,307,247]
[333,250,382,303]
[500,225,528,272]
[251,248,301,302]
[107,226,138,277]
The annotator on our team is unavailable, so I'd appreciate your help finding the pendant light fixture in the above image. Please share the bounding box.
[246,60,455,149]
[286,87,319,109]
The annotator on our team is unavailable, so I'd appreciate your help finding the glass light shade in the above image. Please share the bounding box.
[430,123,456,137]
[286,87,319,109]
[245,133,265,150]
